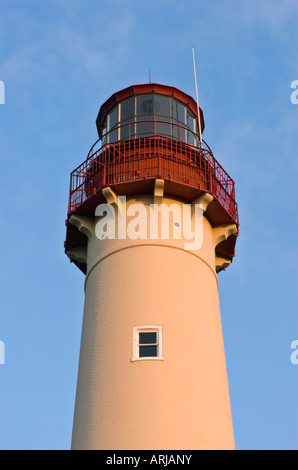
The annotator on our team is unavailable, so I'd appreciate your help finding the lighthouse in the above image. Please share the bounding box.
[65,83,239,450]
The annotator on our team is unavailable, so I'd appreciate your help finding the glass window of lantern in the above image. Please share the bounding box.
[173,99,186,124]
[187,111,196,146]
[136,94,154,138]
[121,97,135,122]
[101,117,107,145]
[108,105,119,143]
[109,105,118,130]
[120,97,135,140]
[155,94,172,138]
[136,94,154,115]
[173,99,186,142]
[154,94,171,117]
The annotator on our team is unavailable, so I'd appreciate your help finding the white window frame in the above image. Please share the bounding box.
[131,326,164,362]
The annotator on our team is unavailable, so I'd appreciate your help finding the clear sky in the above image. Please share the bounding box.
[0,0,297,450]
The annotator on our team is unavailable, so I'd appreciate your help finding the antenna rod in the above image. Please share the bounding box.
[149,67,151,84]
[192,47,203,149]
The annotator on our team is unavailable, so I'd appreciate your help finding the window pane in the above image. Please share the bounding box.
[109,105,118,130]
[109,129,118,143]
[188,112,195,131]
[155,94,171,117]
[156,120,172,139]
[121,97,134,121]
[173,120,186,142]
[102,118,107,145]
[120,121,135,140]
[137,94,154,115]
[139,345,157,357]
[188,131,195,146]
[136,114,154,138]
[173,99,186,124]
[172,120,179,140]
[139,332,157,344]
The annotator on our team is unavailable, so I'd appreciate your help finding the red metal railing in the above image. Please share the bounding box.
[68,120,238,224]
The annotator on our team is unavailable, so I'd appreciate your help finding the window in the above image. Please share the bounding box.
[132,326,164,361]
[109,105,118,128]
[136,94,154,138]
[103,93,196,144]
[120,97,135,140]
[155,94,172,138]
[108,105,119,143]
[101,117,107,145]
[121,97,135,121]
[154,94,171,117]
[136,94,154,115]
[187,111,196,146]
[173,99,186,142]
[173,99,186,124]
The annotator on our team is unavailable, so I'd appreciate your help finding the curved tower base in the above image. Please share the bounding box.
[69,190,236,450]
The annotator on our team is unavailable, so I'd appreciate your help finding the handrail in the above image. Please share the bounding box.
[68,120,238,224]
[82,119,235,184]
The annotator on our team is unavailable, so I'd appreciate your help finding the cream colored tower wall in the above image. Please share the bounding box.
[70,191,236,450]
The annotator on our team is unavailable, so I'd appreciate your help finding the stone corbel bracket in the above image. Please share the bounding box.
[154,179,165,204]
[102,187,124,214]
[66,246,87,264]
[213,224,238,247]
[68,214,95,238]
[191,193,214,214]
[213,224,238,272]
[215,256,232,273]
[65,214,95,264]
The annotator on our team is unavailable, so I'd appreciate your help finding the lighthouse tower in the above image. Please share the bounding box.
[65,83,239,450]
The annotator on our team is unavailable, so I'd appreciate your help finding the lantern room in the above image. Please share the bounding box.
[65,83,238,274]
[96,83,205,145]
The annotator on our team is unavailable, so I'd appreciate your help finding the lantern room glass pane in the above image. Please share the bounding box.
[154,94,172,138]
[108,105,118,143]
[188,111,195,131]
[187,111,196,146]
[173,99,186,124]
[172,120,179,140]
[137,94,154,115]
[173,120,186,142]
[120,97,135,140]
[154,94,171,117]
[102,117,107,145]
[120,120,135,141]
[156,118,172,139]
[121,97,135,121]
[109,129,117,143]
[136,114,154,138]
[109,105,118,130]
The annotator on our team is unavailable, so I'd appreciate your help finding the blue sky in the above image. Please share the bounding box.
[0,0,297,450]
